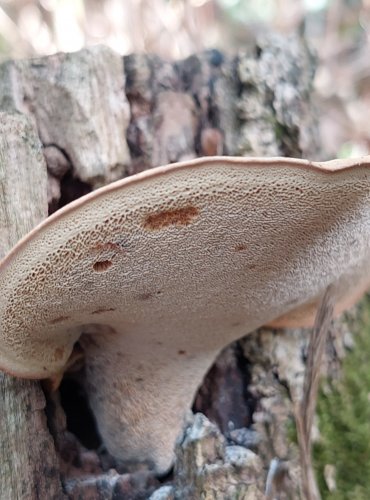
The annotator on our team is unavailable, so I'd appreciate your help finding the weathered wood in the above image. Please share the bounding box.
[0,113,64,498]
[0,46,131,190]
[124,32,320,176]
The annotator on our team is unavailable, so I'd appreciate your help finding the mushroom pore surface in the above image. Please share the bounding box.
[0,156,369,473]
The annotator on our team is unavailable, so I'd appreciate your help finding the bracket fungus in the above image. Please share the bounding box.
[0,156,369,473]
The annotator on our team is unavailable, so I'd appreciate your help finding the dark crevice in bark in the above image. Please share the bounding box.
[58,171,92,209]
[234,341,257,427]
[59,376,102,450]
[276,122,302,157]
[193,343,253,433]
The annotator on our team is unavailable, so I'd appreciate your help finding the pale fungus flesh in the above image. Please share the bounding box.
[0,156,369,473]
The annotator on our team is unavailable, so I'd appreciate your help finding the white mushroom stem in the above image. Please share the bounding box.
[0,156,369,473]
[79,327,221,472]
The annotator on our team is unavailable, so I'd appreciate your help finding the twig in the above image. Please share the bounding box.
[294,285,335,500]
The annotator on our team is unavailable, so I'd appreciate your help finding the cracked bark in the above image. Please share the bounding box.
[0,34,333,499]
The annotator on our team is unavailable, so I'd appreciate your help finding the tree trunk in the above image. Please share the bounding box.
[0,34,330,499]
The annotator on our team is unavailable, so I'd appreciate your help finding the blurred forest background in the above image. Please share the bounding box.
[0,0,369,160]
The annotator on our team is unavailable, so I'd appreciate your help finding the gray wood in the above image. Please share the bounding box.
[0,46,131,189]
[0,112,64,499]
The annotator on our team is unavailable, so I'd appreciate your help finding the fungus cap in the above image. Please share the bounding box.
[0,155,369,473]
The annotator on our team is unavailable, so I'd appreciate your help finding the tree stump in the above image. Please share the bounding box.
[0,34,332,499]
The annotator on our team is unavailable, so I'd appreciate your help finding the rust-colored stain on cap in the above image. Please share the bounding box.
[143,205,199,230]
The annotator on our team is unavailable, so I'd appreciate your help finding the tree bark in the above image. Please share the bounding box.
[0,113,64,498]
[0,35,330,498]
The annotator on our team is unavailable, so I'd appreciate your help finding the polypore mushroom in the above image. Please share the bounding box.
[0,156,369,473]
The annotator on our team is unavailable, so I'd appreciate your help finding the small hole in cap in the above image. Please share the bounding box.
[93,260,113,272]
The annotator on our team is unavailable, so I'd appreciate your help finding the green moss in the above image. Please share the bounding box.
[314,295,370,499]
